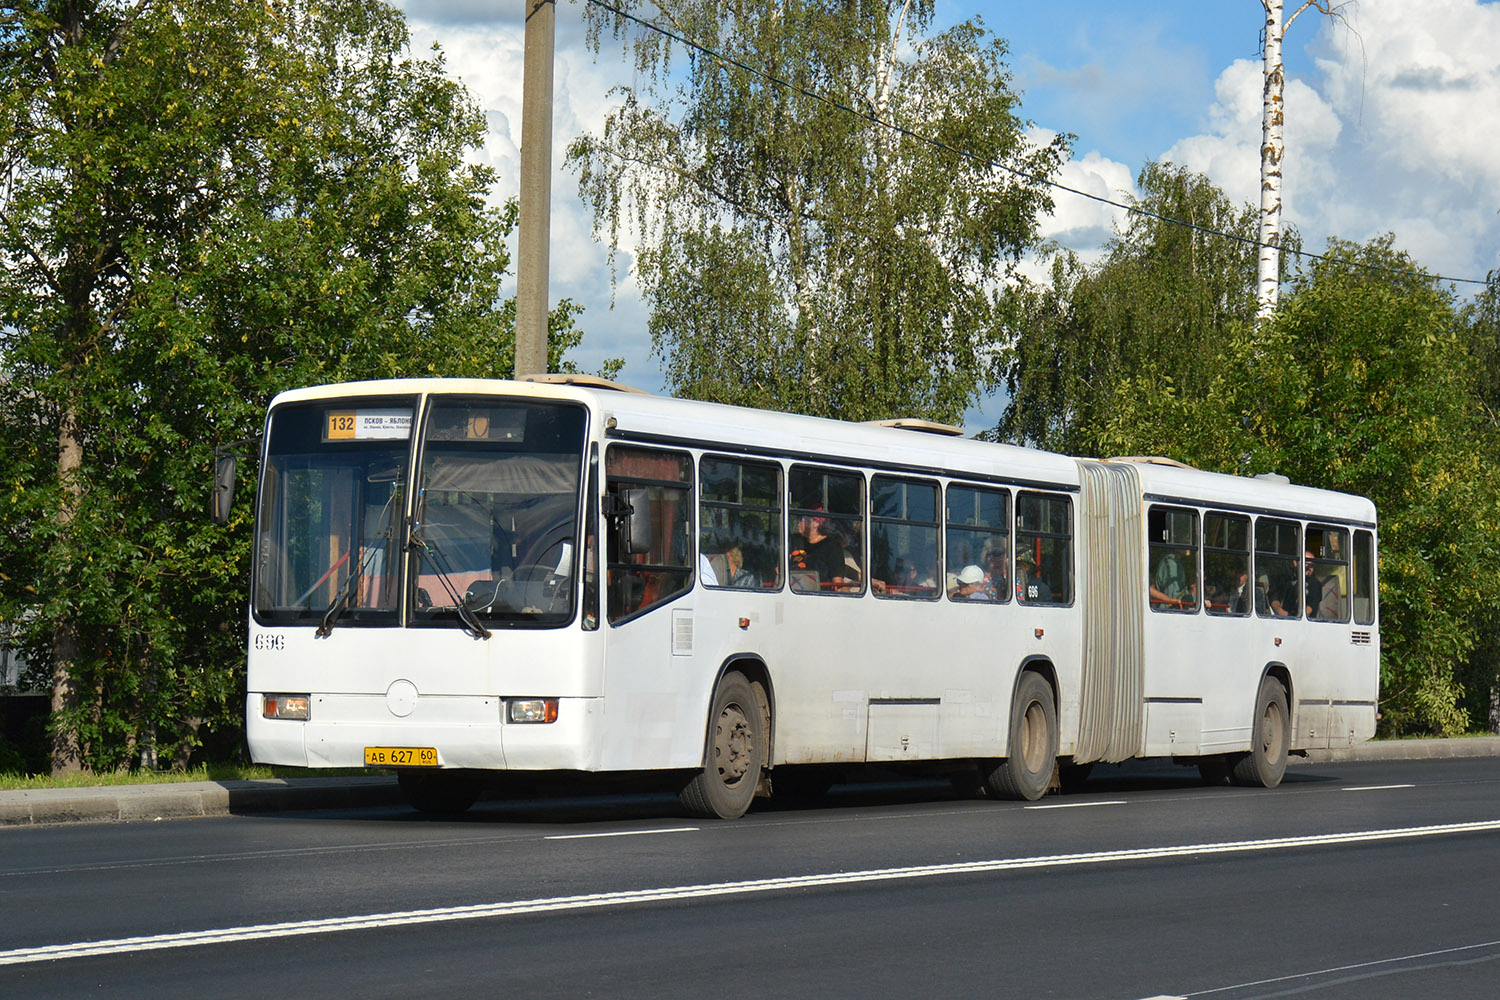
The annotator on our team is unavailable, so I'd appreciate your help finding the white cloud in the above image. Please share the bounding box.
[1033,133,1136,247]
[401,8,669,391]
[1156,2,1500,285]
[1162,58,1340,224]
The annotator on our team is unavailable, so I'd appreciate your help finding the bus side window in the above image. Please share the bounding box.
[700,456,783,591]
[1147,505,1199,612]
[605,446,693,624]
[871,476,939,599]
[788,466,865,595]
[1204,511,1251,616]
[945,483,1008,603]
[1255,517,1301,619]
[1015,492,1072,605]
[1307,525,1350,622]
[1353,529,1377,625]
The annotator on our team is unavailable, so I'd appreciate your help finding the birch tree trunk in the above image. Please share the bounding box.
[1256,0,1287,327]
[1257,1,1335,328]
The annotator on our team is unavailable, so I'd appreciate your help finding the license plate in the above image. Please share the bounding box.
[364,746,438,767]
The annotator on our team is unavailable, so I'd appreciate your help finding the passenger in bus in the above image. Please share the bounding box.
[1302,554,1338,617]
[1150,548,1192,608]
[790,510,856,592]
[1268,571,1298,617]
[950,564,987,600]
[724,545,759,588]
[1016,556,1052,603]
[1229,571,1269,614]
[982,545,1008,600]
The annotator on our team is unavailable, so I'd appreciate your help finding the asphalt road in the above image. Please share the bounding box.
[3,755,1500,999]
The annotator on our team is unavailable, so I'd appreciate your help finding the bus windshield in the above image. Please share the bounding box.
[410,398,587,628]
[254,398,416,626]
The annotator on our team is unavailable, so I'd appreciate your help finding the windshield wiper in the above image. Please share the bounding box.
[408,530,492,640]
[313,486,401,637]
[315,562,362,637]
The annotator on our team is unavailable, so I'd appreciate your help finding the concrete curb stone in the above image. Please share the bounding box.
[0,775,400,828]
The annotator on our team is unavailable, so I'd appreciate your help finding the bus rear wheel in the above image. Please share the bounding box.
[398,768,486,815]
[985,672,1058,802]
[1231,676,1290,788]
[679,672,764,819]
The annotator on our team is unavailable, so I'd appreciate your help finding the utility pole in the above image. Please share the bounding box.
[515,0,555,377]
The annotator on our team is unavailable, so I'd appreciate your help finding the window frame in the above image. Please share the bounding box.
[870,474,941,602]
[1147,505,1200,614]
[1015,490,1073,606]
[698,455,785,593]
[1306,523,1351,623]
[944,482,1011,605]
[1254,516,1303,620]
[788,465,866,597]
[605,444,695,626]
[1203,510,1252,618]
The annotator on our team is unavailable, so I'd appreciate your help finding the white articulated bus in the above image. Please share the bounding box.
[240,376,1379,818]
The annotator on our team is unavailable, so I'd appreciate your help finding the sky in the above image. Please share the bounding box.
[393,0,1500,431]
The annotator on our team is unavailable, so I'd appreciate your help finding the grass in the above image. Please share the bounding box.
[0,765,370,791]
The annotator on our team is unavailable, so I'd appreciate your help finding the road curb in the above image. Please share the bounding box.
[0,775,401,828]
[1294,736,1500,765]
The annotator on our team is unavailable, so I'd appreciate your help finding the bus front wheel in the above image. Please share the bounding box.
[679,672,764,820]
[1231,676,1290,788]
[986,672,1058,802]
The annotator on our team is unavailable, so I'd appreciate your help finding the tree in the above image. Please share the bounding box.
[0,0,586,773]
[1459,272,1500,731]
[996,163,1263,454]
[1094,237,1500,736]
[572,0,1065,423]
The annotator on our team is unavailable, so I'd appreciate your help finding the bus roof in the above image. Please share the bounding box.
[268,378,1374,524]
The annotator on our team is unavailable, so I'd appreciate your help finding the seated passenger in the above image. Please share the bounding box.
[1151,548,1193,608]
[982,546,1008,600]
[724,545,759,588]
[949,564,987,600]
[1016,557,1052,603]
[790,511,854,592]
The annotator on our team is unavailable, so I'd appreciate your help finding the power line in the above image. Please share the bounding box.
[582,0,1495,289]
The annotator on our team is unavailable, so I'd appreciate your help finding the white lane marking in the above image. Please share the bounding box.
[1343,784,1415,792]
[6,819,1500,967]
[1024,800,1127,811]
[545,827,699,841]
[1177,937,1500,996]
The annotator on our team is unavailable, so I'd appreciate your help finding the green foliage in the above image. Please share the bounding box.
[0,0,588,772]
[997,163,1264,453]
[573,1,1065,423]
[1089,236,1500,735]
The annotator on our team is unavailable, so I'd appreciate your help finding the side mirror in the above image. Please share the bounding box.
[212,455,236,524]
[622,488,654,555]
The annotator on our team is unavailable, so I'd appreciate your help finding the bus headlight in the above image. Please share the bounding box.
[508,698,559,724]
[263,694,311,720]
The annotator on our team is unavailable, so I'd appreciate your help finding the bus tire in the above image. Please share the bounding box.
[679,672,764,819]
[986,672,1058,802]
[398,768,485,815]
[1232,676,1289,788]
